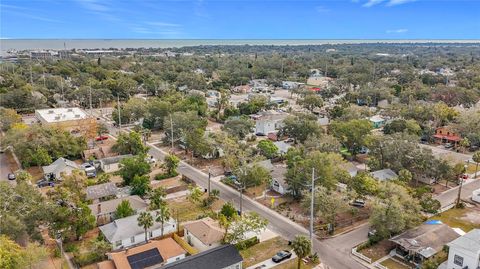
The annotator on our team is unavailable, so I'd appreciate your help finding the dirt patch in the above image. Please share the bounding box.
[359,239,396,262]
[26,166,44,182]
[5,150,20,171]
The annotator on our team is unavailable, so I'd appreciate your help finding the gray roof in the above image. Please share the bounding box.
[42,157,79,175]
[159,244,243,269]
[88,195,148,217]
[250,159,274,172]
[390,223,460,258]
[370,169,398,181]
[447,229,480,253]
[99,154,133,166]
[86,182,118,200]
[273,141,292,154]
[99,211,175,243]
[271,165,287,185]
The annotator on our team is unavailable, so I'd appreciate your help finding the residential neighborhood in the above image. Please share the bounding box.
[1,40,480,269]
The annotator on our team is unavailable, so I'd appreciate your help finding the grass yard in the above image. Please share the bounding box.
[275,258,315,269]
[359,239,396,262]
[466,163,478,175]
[168,196,224,222]
[240,236,290,268]
[381,258,413,269]
[429,207,480,232]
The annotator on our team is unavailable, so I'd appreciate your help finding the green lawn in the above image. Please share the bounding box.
[240,236,290,268]
[380,258,413,269]
[429,207,480,232]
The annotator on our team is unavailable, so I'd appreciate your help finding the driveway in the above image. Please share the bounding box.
[247,252,297,269]
[0,152,15,185]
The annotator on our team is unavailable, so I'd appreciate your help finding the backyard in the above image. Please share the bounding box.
[429,205,480,232]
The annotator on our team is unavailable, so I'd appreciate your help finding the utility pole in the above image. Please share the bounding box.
[170,114,174,151]
[60,77,65,101]
[310,167,315,249]
[208,167,211,195]
[117,95,122,130]
[456,164,467,207]
[89,86,93,114]
[239,168,247,215]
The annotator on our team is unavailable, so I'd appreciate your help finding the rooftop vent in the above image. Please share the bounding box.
[48,110,54,114]
[54,116,61,120]
[67,108,73,112]
[74,114,81,118]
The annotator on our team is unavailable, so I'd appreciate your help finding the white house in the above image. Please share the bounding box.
[42,157,80,180]
[99,154,132,173]
[255,111,288,136]
[473,189,480,203]
[183,217,224,252]
[271,165,288,195]
[446,229,480,269]
[99,211,177,250]
[370,169,398,181]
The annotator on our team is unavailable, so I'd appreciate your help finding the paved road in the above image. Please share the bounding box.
[101,119,368,269]
[146,142,367,269]
[435,178,480,208]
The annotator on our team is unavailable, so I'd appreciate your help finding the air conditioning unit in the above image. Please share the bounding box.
[75,114,81,118]
[48,110,54,114]
[54,116,61,120]
[67,108,73,112]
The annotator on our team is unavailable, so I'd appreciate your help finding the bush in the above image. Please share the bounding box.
[64,244,79,253]
[235,236,259,250]
[73,252,104,267]
[155,172,179,181]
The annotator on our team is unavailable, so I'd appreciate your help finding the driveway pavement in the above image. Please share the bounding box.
[435,178,480,208]
[247,252,297,269]
[0,152,15,185]
[419,144,473,163]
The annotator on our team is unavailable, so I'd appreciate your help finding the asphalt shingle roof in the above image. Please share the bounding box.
[159,244,243,269]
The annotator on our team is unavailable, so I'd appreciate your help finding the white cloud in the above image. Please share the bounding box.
[363,0,385,7]
[362,0,416,7]
[387,0,417,6]
[386,28,408,33]
[147,22,181,27]
[315,6,331,13]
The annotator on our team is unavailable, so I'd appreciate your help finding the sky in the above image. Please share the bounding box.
[1,0,479,39]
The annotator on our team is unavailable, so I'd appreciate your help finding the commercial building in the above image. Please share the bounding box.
[35,107,97,139]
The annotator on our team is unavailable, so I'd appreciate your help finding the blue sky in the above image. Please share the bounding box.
[1,0,479,39]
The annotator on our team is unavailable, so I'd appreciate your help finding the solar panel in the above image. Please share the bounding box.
[127,248,164,269]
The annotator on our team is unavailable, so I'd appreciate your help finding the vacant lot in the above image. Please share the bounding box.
[430,206,480,232]
[240,236,290,268]
[359,240,396,262]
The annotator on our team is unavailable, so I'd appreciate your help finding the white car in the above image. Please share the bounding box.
[145,156,157,165]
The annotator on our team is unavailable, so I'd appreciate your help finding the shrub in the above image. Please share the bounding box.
[155,172,179,181]
[235,236,259,250]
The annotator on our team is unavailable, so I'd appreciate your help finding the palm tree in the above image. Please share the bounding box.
[149,187,167,210]
[292,235,311,269]
[155,202,171,237]
[473,151,480,179]
[137,211,154,242]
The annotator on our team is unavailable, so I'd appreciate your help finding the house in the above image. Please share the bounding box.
[343,162,361,177]
[160,244,243,269]
[42,157,80,180]
[433,126,461,146]
[370,169,398,181]
[99,154,133,173]
[183,217,224,252]
[317,117,330,128]
[35,107,97,139]
[273,141,292,155]
[446,229,480,269]
[473,189,480,203]
[255,111,288,136]
[390,222,461,265]
[369,115,386,129]
[88,195,148,225]
[271,164,288,195]
[282,81,303,90]
[83,144,116,161]
[97,238,187,269]
[99,211,177,250]
[86,182,118,202]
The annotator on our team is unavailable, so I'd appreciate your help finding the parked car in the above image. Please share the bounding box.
[350,199,366,208]
[81,163,97,178]
[95,135,109,141]
[7,173,16,181]
[469,146,479,152]
[37,178,56,188]
[272,250,292,263]
[145,156,157,165]
[444,143,454,149]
